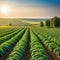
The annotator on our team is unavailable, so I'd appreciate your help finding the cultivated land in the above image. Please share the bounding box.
[0,26,60,60]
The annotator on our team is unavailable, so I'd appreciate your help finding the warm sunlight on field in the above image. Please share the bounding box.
[1,5,9,15]
[0,26,12,28]
[0,0,60,60]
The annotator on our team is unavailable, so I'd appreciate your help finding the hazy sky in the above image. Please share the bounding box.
[0,0,60,18]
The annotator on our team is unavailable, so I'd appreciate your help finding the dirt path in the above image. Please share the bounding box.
[0,29,26,60]
[22,28,31,60]
[22,40,31,60]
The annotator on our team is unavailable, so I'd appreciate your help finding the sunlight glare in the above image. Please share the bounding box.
[1,5,9,14]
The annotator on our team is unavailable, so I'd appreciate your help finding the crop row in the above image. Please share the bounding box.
[7,29,29,60]
[0,28,26,57]
[0,28,23,44]
[32,27,60,58]
[0,28,19,37]
[30,29,49,60]
[0,27,60,60]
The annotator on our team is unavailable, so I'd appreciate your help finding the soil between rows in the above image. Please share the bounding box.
[0,29,26,60]
[0,29,60,60]
[22,28,31,60]
[22,39,31,60]
[32,30,60,60]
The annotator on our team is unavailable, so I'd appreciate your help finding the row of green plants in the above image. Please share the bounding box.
[0,28,23,44]
[30,29,49,60]
[32,28,60,58]
[0,28,19,37]
[0,27,60,59]
[0,28,14,34]
[7,29,29,60]
[0,29,26,56]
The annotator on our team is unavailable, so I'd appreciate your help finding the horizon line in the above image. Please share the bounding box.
[0,16,60,19]
[0,17,52,19]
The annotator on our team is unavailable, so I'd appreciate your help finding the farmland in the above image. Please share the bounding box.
[0,26,60,60]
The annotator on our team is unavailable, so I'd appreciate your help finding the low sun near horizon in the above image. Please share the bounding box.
[0,0,60,18]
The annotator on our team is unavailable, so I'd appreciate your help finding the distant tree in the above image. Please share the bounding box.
[40,21,44,27]
[50,16,60,27]
[45,20,50,27]
[9,23,12,26]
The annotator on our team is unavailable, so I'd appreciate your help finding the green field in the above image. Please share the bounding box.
[0,0,60,59]
[0,26,60,60]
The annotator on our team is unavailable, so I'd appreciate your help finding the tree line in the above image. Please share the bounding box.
[40,16,60,28]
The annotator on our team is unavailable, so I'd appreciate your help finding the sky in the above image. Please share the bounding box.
[0,0,60,18]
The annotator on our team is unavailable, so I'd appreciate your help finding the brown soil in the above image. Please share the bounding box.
[32,30,60,60]
[0,29,60,60]
[0,29,26,60]
[22,28,31,60]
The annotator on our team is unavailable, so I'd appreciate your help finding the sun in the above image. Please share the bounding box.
[1,5,9,14]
